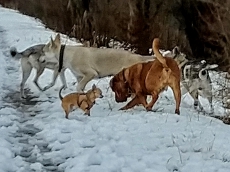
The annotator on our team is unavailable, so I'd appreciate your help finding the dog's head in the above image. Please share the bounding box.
[89,84,103,99]
[198,61,218,81]
[43,34,61,60]
[110,69,129,102]
[183,60,218,82]
[171,46,188,67]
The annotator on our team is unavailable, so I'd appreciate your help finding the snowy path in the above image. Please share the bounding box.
[0,26,62,172]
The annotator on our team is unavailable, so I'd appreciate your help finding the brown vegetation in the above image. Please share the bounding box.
[1,0,230,70]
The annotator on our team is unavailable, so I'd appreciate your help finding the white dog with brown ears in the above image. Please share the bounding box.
[42,34,154,92]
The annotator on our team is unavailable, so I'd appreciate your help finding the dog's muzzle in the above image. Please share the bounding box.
[115,94,127,103]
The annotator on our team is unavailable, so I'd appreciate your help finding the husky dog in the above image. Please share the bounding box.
[10,44,67,98]
[43,34,154,92]
[172,47,218,113]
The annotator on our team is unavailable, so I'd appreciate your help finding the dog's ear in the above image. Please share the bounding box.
[92,84,96,90]
[172,46,180,57]
[50,36,54,46]
[48,36,58,49]
[205,64,218,70]
[54,34,61,45]
[109,78,114,89]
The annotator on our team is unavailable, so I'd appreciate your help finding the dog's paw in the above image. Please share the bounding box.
[84,112,90,116]
[175,109,180,115]
[145,106,152,111]
[42,88,47,91]
[21,95,26,99]
[119,107,126,110]
[42,86,50,91]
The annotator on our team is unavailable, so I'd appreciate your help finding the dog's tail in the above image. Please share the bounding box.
[152,38,168,68]
[10,47,22,59]
[59,86,65,100]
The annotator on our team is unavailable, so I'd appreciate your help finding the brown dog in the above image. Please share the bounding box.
[110,38,181,114]
[59,84,103,118]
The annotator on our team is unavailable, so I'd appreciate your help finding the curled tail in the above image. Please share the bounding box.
[10,47,22,59]
[152,38,168,68]
[59,86,65,100]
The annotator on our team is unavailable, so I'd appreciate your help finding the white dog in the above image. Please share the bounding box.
[42,34,154,92]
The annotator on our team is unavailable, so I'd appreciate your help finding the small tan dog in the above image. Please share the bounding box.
[59,84,103,119]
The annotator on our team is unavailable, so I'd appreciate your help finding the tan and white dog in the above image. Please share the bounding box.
[43,34,154,92]
[59,84,103,119]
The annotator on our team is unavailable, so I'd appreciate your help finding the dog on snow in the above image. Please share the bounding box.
[10,44,67,98]
[42,34,154,92]
[110,38,181,114]
[59,84,103,119]
[171,47,218,113]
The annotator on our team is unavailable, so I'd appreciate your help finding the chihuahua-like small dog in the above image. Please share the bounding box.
[59,84,103,119]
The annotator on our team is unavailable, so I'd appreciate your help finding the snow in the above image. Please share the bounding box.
[0,5,230,172]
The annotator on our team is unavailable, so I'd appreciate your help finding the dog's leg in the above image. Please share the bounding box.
[43,66,59,91]
[72,75,83,86]
[207,95,214,114]
[59,69,67,89]
[190,90,204,113]
[65,110,69,119]
[33,66,45,91]
[20,58,33,98]
[146,92,159,111]
[120,93,147,110]
[76,71,97,92]
[62,103,70,119]
[170,81,181,115]
[84,108,90,116]
[81,101,91,116]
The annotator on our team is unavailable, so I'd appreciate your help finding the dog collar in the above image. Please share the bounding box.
[58,45,66,72]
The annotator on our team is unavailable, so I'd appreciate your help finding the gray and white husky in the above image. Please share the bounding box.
[10,44,67,98]
[171,47,218,114]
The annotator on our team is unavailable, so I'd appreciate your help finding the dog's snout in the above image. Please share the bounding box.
[100,94,104,98]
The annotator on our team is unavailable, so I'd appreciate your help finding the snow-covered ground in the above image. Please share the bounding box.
[0,6,230,172]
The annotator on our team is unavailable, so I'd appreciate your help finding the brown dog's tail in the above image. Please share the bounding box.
[152,38,168,68]
[59,86,65,100]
